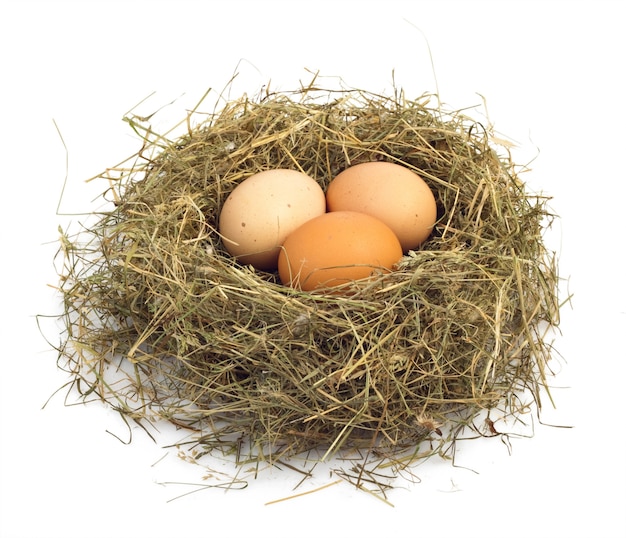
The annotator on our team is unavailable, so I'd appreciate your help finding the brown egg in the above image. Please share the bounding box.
[326,161,437,252]
[278,211,403,291]
[219,169,326,270]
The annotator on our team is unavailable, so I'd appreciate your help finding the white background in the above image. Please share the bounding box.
[1,1,625,537]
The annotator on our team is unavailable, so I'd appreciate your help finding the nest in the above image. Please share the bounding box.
[56,79,561,486]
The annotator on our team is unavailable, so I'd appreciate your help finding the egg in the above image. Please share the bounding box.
[326,161,437,252]
[219,169,326,270]
[278,211,403,291]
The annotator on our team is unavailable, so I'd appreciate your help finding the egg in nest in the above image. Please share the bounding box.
[278,211,403,291]
[326,161,437,252]
[219,169,326,270]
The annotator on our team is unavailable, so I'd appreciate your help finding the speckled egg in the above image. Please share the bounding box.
[219,169,326,270]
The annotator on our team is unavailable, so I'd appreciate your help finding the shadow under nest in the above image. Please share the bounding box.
[57,83,561,475]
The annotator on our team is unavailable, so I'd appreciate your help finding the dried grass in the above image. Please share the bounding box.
[54,76,562,491]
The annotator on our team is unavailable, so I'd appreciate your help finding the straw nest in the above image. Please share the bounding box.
[56,79,561,484]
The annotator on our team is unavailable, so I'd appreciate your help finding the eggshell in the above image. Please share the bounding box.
[219,169,326,270]
[326,161,437,252]
[278,211,403,291]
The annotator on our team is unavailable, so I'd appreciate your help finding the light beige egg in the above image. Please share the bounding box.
[326,161,437,252]
[219,169,326,270]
